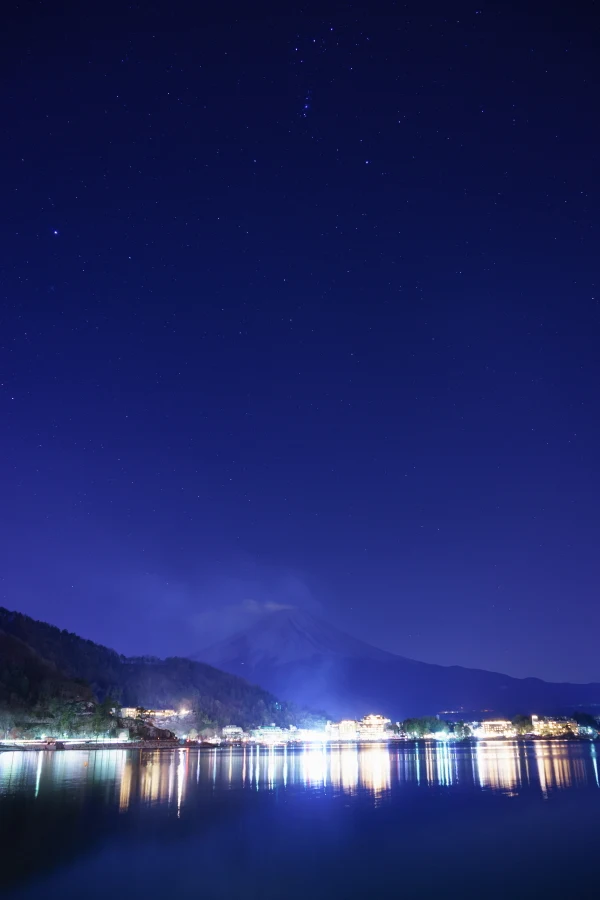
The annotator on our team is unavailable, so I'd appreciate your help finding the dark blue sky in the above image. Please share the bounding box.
[2,0,599,681]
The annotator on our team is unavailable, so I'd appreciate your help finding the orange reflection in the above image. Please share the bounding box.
[302,745,328,787]
[140,751,173,804]
[359,744,390,797]
[105,741,600,807]
[330,744,359,794]
[476,741,521,794]
[119,756,132,811]
[534,742,573,795]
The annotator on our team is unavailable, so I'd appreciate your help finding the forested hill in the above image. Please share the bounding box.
[0,607,307,729]
[0,629,93,710]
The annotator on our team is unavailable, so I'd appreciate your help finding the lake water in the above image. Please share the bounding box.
[1,741,599,898]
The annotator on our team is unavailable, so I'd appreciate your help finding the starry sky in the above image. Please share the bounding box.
[2,0,599,682]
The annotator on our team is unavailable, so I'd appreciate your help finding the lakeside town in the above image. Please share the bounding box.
[215,711,600,745]
[2,707,599,751]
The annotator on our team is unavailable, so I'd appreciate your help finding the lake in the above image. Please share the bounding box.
[1,741,599,898]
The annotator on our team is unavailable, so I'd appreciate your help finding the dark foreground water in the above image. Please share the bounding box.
[1,741,599,899]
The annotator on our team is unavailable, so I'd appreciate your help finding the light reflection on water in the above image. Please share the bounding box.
[1,741,598,812]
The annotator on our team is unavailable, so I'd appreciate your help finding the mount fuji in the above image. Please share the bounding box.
[192,608,600,720]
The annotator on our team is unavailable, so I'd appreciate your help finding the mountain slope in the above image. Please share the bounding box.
[194,609,600,720]
[0,607,306,729]
[202,608,397,668]
[0,629,92,711]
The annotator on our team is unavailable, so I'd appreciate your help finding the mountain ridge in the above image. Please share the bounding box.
[200,608,402,668]
[0,607,316,729]
[193,608,600,720]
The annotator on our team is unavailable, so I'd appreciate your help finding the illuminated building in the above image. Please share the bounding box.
[326,720,359,741]
[326,715,391,741]
[119,708,188,721]
[250,725,326,744]
[531,715,578,737]
[479,719,515,738]
[294,729,327,742]
[358,714,391,740]
[251,725,289,743]
[222,726,244,740]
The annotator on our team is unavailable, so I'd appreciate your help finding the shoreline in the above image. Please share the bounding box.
[0,740,180,752]
[1,735,597,752]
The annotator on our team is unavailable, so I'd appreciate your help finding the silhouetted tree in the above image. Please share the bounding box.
[573,712,597,730]
[453,721,472,740]
[402,716,449,737]
[512,714,533,735]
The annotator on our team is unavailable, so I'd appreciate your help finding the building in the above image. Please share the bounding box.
[326,715,392,741]
[153,709,180,720]
[326,720,359,741]
[479,719,514,738]
[294,728,327,743]
[578,723,599,738]
[531,715,577,737]
[358,714,391,740]
[251,725,289,743]
[119,708,184,721]
[222,726,244,740]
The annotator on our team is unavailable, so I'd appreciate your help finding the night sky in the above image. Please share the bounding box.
[2,0,599,683]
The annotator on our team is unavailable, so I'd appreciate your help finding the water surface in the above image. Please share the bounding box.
[1,741,599,898]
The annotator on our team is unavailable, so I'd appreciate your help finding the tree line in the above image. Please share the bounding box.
[397,712,598,739]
